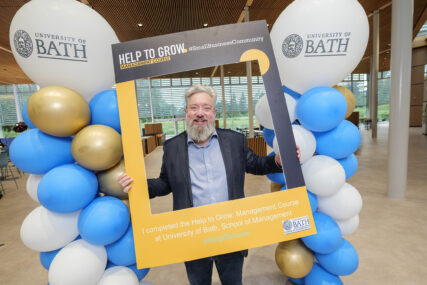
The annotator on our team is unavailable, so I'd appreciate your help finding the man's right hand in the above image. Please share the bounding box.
[117,173,133,193]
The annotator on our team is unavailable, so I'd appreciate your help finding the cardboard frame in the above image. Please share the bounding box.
[112,20,316,268]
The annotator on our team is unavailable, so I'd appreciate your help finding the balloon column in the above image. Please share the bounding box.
[255,0,368,284]
[9,1,150,284]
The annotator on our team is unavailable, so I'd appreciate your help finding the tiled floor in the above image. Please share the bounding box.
[0,124,426,284]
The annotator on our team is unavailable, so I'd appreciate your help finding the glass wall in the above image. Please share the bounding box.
[137,76,266,134]
[1,71,399,137]
[337,71,391,121]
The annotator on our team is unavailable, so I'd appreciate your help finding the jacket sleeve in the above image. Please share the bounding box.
[147,150,172,198]
[244,136,283,175]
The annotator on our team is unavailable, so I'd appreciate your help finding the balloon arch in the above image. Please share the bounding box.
[9,0,368,284]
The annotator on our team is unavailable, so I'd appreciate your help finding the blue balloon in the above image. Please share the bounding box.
[9,129,74,174]
[89,90,121,133]
[106,224,136,266]
[296,87,347,132]
[301,212,342,254]
[283,85,301,100]
[305,263,343,285]
[22,100,36,129]
[78,196,130,245]
[337,153,358,179]
[266,172,286,185]
[307,191,318,212]
[288,277,304,285]
[314,120,361,159]
[38,164,98,213]
[39,248,61,270]
[128,264,150,281]
[262,127,275,147]
[316,239,359,276]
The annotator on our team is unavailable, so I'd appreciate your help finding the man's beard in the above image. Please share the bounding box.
[186,116,215,143]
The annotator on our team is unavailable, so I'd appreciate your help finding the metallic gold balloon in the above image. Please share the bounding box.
[275,239,314,278]
[270,181,284,192]
[27,86,90,137]
[97,159,128,199]
[71,125,123,171]
[333,85,356,119]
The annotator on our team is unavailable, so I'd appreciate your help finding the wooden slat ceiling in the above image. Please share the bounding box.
[0,0,426,84]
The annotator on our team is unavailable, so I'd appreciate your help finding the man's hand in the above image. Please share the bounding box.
[117,173,133,193]
[275,145,301,167]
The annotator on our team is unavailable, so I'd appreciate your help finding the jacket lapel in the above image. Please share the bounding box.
[216,129,233,200]
[180,132,193,203]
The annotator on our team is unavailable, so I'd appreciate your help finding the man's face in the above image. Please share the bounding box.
[185,91,217,141]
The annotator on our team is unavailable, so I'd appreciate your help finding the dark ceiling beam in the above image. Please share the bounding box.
[413,4,427,39]
[367,1,392,17]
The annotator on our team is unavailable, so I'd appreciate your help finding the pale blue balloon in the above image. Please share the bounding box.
[9,129,74,174]
[337,153,358,179]
[38,164,98,213]
[297,86,347,132]
[305,263,343,285]
[314,120,361,159]
[316,239,359,276]
[301,212,342,254]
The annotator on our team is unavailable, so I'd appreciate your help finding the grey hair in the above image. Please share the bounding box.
[184,84,217,106]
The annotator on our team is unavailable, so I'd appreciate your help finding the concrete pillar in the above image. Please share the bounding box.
[387,0,413,199]
[148,78,154,123]
[369,10,379,138]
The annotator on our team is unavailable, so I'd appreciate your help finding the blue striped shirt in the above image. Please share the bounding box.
[187,131,229,207]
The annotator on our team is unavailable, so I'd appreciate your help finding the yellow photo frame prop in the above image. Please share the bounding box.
[112,21,316,268]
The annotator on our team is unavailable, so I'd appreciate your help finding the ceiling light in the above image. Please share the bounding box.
[203,23,208,27]
[137,23,143,27]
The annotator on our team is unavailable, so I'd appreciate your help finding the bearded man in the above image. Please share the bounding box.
[119,84,299,285]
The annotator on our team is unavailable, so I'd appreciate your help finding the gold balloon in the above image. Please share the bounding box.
[275,239,314,278]
[27,86,90,137]
[97,159,128,199]
[71,125,123,171]
[270,181,284,192]
[333,85,356,119]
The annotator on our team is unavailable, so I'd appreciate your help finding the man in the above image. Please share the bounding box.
[119,84,299,285]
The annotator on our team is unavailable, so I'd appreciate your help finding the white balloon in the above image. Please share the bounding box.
[20,206,79,252]
[301,155,345,197]
[336,214,359,236]
[270,0,369,94]
[273,124,316,164]
[26,174,43,203]
[9,0,119,101]
[255,94,296,129]
[318,183,363,220]
[97,266,139,285]
[49,239,107,285]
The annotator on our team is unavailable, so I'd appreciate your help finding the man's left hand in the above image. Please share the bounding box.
[274,145,301,167]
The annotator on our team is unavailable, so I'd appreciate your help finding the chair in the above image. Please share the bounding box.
[0,151,18,190]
